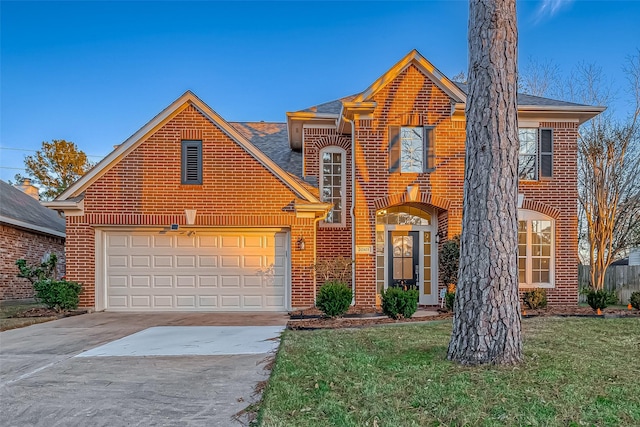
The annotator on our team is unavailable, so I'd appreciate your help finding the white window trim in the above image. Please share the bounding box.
[518,209,555,288]
[319,146,346,227]
[518,128,538,181]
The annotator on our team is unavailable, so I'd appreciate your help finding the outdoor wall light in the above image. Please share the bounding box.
[296,236,306,251]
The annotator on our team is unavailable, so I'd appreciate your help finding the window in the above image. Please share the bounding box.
[181,140,202,184]
[518,128,553,180]
[389,126,435,173]
[518,210,554,287]
[320,147,345,225]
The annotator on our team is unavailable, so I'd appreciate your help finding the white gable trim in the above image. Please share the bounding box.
[57,91,321,203]
[352,49,467,104]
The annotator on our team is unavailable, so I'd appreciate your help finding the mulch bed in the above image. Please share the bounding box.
[288,305,640,330]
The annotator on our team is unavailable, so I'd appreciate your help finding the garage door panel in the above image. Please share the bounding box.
[243,276,262,288]
[131,256,151,268]
[131,276,151,288]
[153,295,173,308]
[220,276,240,288]
[109,255,128,268]
[198,236,218,247]
[198,255,217,267]
[130,295,151,308]
[153,276,173,288]
[221,295,241,308]
[154,255,173,268]
[199,295,218,307]
[131,235,151,247]
[153,235,173,248]
[198,276,217,288]
[176,276,196,288]
[105,230,288,311]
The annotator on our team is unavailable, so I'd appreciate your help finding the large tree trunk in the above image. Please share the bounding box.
[447,0,523,365]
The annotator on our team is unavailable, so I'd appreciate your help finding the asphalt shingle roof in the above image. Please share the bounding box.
[0,180,66,236]
[452,82,592,107]
[230,122,303,179]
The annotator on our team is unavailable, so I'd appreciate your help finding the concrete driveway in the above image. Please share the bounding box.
[0,312,289,427]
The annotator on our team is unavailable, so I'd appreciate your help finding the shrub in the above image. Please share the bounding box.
[630,291,640,310]
[439,236,460,290]
[585,288,612,311]
[522,288,548,310]
[15,253,58,284]
[445,291,456,312]
[381,287,419,319]
[316,281,352,318]
[33,279,82,312]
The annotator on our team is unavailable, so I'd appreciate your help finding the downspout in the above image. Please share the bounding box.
[348,115,357,305]
[313,215,323,305]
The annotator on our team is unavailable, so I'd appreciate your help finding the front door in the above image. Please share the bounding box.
[388,231,419,289]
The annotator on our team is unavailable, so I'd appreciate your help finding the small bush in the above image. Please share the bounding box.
[316,281,352,318]
[605,290,618,306]
[33,279,82,312]
[445,291,456,312]
[585,288,611,311]
[630,291,640,310]
[381,287,419,319]
[522,288,548,310]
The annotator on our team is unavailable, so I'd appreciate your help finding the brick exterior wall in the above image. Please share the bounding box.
[0,224,65,301]
[66,105,317,309]
[306,64,579,307]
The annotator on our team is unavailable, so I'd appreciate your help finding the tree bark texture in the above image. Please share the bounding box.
[447,0,523,365]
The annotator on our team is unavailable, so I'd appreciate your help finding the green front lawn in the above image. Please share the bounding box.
[258,318,640,426]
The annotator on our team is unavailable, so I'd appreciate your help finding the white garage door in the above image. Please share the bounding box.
[103,230,288,311]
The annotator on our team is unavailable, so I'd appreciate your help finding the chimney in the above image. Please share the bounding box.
[15,178,40,200]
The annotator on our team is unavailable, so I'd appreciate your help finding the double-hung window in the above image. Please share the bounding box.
[518,128,553,180]
[320,147,345,225]
[389,126,435,173]
[518,210,554,287]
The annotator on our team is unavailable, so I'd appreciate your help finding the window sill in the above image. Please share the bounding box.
[519,283,555,289]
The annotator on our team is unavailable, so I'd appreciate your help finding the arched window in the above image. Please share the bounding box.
[320,147,346,225]
[518,209,555,287]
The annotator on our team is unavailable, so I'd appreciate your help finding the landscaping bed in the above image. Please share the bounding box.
[288,304,639,330]
[0,302,87,332]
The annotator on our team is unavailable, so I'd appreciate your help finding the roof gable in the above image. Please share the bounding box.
[352,49,467,104]
[57,91,321,203]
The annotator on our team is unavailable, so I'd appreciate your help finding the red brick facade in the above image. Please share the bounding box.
[0,224,65,301]
[304,64,580,307]
[59,53,591,311]
[65,105,318,309]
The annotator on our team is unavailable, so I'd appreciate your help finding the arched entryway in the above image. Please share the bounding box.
[375,204,438,305]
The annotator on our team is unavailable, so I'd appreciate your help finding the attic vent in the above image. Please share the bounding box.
[181,140,202,185]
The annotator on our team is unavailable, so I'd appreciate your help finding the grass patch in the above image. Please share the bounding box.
[0,302,57,331]
[258,318,640,426]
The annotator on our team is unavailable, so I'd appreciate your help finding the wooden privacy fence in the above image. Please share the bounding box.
[578,265,640,304]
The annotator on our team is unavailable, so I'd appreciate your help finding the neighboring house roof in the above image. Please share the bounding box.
[53,91,322,205]
[0,180,66,238]
[610,258,629,266]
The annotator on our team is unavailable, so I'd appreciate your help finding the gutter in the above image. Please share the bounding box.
[0,215,66,238]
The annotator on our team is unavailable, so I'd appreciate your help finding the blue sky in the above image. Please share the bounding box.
[1,1,639,183]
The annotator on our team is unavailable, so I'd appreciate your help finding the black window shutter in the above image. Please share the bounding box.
[540,129,553,178]
[388,126,400,172]
[182,140,202,184]
[424,127,435,171]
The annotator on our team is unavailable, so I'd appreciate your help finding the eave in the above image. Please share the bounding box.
[451,103,607,125]
[0,215,66,238]
[43,199,85,217]
[294,202,332,220]
[286,111,339,150]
